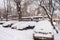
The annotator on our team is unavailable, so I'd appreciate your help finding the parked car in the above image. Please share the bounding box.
[0,21,6,25]
[33,20,55,40]
[2,21,18,27]
[11,21,36,30]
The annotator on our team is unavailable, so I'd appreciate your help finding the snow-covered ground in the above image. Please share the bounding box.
[54,33,60,40]
[0,20,60,40]
[0,25,34,40]
[54,26,60,40]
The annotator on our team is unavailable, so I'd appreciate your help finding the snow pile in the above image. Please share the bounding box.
[34,20,53,33]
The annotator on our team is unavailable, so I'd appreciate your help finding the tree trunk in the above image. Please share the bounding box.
[16,2,22,21]
[40,4,58,33]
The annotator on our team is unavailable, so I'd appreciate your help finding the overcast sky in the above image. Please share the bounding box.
[0,0,4,8]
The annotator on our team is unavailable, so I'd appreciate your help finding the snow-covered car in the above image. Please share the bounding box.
[11,21,36,30]
[2,21,18,27]
[33,20,54,40]
[11,21,29,30]
[27,21,36,27]
[0,21,6,24]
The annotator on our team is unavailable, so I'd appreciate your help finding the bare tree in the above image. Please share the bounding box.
[4,0,8,21]
[39,0,58,33]
[14,0,22,21]
[4,0,10,21]
[0,11,1,19]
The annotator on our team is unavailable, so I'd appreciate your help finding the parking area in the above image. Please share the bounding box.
[0,20,60,40]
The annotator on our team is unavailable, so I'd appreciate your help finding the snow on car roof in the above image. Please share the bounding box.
[11,21,36,29]
[2,21,18,26]
[34,20,53,32]
[28,21,36,26]
[0,21,6,23]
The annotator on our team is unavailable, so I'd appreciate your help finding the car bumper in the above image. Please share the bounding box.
[33,36,54,40]
[33,33,54,40]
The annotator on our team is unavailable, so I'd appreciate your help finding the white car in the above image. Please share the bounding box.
[11,21,29,29]
[2,21,18,27]
[33,20,55,40]
[0,21,6,24]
